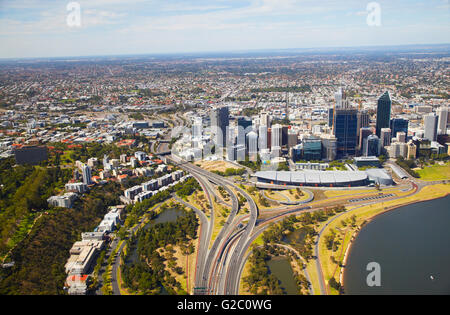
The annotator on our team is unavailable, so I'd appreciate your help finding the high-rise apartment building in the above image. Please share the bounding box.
[82,164,92,185]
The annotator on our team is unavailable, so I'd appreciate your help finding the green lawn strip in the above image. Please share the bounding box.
[417,163,450,181]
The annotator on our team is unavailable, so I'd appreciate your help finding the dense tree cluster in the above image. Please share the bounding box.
[243,247,284,295]
[396,157,420,178]
[212,168,245,177]
[121,210,198,295]
[0,182,121,294]
[175,177,201,198]
[0,159,72,256]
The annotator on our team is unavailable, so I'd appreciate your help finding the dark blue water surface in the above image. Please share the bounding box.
[343,195,450,295]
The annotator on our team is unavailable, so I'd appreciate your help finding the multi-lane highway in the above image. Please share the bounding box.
[152,115,427,296]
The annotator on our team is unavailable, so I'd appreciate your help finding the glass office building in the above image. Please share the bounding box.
[333,109,358,158]
[376,91,392,137]
[390,118,409,139]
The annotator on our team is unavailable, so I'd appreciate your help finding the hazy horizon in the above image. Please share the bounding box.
[1,42,449,61]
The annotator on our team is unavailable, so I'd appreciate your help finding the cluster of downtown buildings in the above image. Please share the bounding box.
[172,88,449,187]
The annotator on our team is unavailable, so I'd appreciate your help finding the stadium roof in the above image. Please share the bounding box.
[255,170,371,186]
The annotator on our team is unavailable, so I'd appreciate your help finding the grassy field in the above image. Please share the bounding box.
[416,163,450,181]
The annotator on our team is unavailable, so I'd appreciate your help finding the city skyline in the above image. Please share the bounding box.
[0,0,449,59]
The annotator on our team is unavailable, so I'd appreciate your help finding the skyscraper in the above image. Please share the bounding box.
[335,87,349,109]
[237,116,253,147]
[424,113,438,142]
[437,106,448,135]
[247,131,258,161]
[357,110,370,130]
[281,126,289,147]
[333,108,358,158]
[375,91,392,137]
[271,124,282,149]
[328,107,334,128]
[359,127,373,155]
[380,128,392,147]
[260,112,271,128]
[259,124,268,151]
[192,117,203,139]
[364,135,381,157]
[210,106,229,148]
[390,118,409,139]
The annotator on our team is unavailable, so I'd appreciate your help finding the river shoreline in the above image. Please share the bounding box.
[339,192,450,294]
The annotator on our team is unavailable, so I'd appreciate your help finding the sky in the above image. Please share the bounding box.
[0,0,449,58]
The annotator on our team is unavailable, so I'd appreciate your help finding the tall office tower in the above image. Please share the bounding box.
[81,164,92,185]
[357,110,370,131]
[267,128,272,148]
[390,118,409,139]
[375,91,392,137]
[210,106,229,148]
[335,87,349,109]
[247,131,258,162]
[396,131,407,143]
[259,125,268,151]
[236,144,246,162]
[281,126,289,147]
[287,130,299,148]
[356,110,370,146]
[424,113,438,142]
[226,125,235,147]
[237,116,253,146]
[260,112,271,127]
[364,135,381,157]
[227,145,236,161]
[192,117,203,138]
[380,128,392,147]
[271,124,282,149]
[333,109,358,158]
[437,106,449,135]
[359,127,373,154]
[328,107,334,128]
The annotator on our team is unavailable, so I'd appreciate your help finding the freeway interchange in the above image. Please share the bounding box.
[163,153,421,295]
[135,114,422,296]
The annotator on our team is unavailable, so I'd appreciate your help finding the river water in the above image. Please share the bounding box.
[343,195,450,295]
